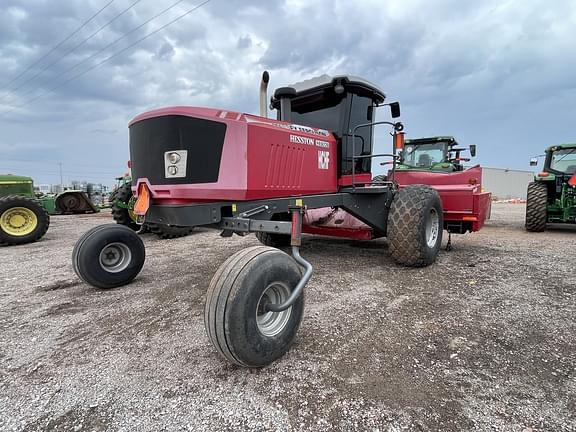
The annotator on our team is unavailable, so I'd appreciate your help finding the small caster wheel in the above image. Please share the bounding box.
[204,246,305,368]
[72,224,145,289]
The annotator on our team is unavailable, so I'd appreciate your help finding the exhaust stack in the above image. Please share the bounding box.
[259,71,270,118]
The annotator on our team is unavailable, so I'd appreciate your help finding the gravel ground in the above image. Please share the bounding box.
[0,204,575,431]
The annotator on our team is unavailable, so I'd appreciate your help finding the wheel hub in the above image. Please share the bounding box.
[0,207,38,236]
[425,208,440,248]
[256,282,292,337]
[98,242,132,273]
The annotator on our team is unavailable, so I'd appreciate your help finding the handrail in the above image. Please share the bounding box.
[350,121,402,190]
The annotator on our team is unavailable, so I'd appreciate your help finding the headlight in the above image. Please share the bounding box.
[167,165,178,176]
[168,152,181,164]
[164,149,187,179]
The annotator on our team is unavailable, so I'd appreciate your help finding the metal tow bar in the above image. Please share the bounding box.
[265,205,314,312]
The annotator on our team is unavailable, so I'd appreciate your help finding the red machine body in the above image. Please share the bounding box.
[130,107,490,238]
[300,166,492,238]
[130,107,338,204]
[393,166,491,232]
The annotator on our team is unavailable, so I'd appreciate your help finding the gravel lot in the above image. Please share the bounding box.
[1,203,575,431]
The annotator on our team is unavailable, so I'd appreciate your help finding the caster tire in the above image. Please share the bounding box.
[73,224,145,289]
[204,246,304,368]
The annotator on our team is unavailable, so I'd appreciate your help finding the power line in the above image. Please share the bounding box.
[1,163,124,175]
[1,0,184,107]
[1,158,125,173]
[0,167,123,175]
[0,0,116,93]
[0,0,143,104]
[1,0,211,116]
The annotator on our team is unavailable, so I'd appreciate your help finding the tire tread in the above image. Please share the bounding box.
[525,182,547,232]
[387,185,443,267]
[204,246,284,367]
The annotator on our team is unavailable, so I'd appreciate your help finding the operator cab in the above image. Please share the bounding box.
[546,145,576,175]
[270,75,387,176]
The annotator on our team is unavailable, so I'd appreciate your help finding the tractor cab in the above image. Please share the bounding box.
[270,75,393,176]
[397,136,476,172]
[0,174,36,198]
[532,144,576,175]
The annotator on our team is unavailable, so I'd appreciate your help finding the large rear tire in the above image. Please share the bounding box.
[372,174,388,183]
[525,182,547,232]
[204,246,304,367]
[387,185,443,267]
[0,196,50,246]
[147,223,194,239]
[72,224,145,289]
[111,184,193,238]
[111,183,139,231]
[255,231,291,248]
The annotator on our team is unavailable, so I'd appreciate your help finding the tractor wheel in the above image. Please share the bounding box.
[387,185,443,267]
[204,246,304,367]
[111,183,139,231]
[372,174,388,183]
[255,231,291,248]
[525,182,548,232]
[72,224,145,289]
[147,223,194,239]
[0,195,50,246]
[58,194,81,212]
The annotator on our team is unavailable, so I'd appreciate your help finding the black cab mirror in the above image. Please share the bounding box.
[469,144,476,157]
[530,158,538,166]
[389,102,400,118]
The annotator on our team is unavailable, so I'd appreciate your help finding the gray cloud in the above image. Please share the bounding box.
[0,0,575,185]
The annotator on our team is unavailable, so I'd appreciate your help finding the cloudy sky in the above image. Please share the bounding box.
[0,0,575,186]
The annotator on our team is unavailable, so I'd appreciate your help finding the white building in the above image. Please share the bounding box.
[36,184,51,194]
[482,167,534,200]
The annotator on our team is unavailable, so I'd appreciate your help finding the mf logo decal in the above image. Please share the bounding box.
[318,150,330,170]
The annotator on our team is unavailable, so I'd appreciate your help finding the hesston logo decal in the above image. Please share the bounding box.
[290,134,315,146]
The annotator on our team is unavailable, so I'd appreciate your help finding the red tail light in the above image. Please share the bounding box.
[537,172,549,177]
[569,174,576,187]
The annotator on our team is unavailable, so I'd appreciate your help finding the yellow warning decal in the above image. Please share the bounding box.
[295,199,303,206]
[232,203,237,213]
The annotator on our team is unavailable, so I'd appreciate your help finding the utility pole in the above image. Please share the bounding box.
[58,162,63,193]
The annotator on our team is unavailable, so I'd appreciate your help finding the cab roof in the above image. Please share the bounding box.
[405,136,457,146]
[547,143,576,151]
[271,74,386,109]
[0,174,33,183]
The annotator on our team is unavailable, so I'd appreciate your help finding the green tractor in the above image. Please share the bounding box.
[0,174,51,245]
[395,136,476,172]
[372,136,476,183]
[0,174,98,246]
[526,144,576,231]
[110,175,193,239]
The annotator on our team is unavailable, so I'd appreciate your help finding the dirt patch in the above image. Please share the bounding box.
[0,205,574,431]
